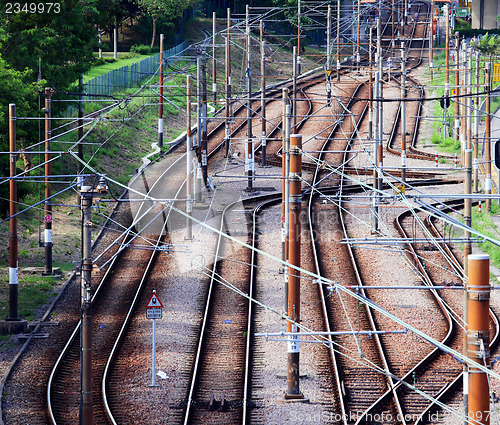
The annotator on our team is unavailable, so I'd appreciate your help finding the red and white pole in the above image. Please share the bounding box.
[479,201,482,213]
[435,152,438,167]
[454,153,457,168]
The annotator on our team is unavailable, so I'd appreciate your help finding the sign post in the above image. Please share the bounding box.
[146,290,163,387]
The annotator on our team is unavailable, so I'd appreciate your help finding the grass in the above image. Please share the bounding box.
[83,53,155,83]
[471,202,500,269]
[0,273,60,323]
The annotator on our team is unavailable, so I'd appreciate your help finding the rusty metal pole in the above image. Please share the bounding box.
[260,21,267,167]
[201,52,208,187]
[79,186,93,425]
[464,149,472,273]
[337,0,340,82]
[292,46,297,134]
[467,48,473,152]
[158,34,164,149]
[281,88,289,289]
[486,63,492,211]
[44,88,53,276]
[246,9,253,191]
[356,0,361,72]
[454,43,460,144]
[463,148,472,421]
[297,0,301,75]
[225,8,231,158]
[401,42,406,184]
[474,51,480,192]
[326,5,332,106]
[195,54,203,203]
[429,0,434,82]
[212,12,217,103]
[377,17,383,195]
[460,45,467,158]
[186,76,193,240]
[467,254,491,425]
[445,4,450,86]
[369,27,373,140]
[78,73,84,190]
[285,133,303,399]
[8,104,18,321]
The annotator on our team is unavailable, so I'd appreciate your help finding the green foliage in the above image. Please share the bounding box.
[455,18,471,31]
[130,44,153,55]
[136,0,199,47]
[470,33,500,58]
[1,1,98,91]
[471,204,500,269]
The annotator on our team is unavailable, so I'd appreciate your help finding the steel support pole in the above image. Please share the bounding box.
[225,8,231,158]
[467,254,491,425]
[445,4,450,86]
[356,0,361,72]
[467,48,473,152]
[9,104,18,321]
[44,88,53,275]
[454,44,459,144]
[113,18,118,59]
[463,148,472,422]
[98,27,102,59]
[292,46,297,134]
[401,42,406,184]
[78,74,84,190]
[201,52,208,187]
[79,186,93,425]
[474,51,480,192]
[326,5,331,106]
[213,13,217,103]
[377,22,383,196]
[285,134,303,399]
[486,63,492,211]
[297,0,301,75]
[196,55,203,203]
[464,149,472,273]
[186,76,193,240]
[429,0,434,82]
[158,34,164,149]
[246,16,253,191]
[460,46,467,157]
[260,27,267,166]
[337,0,340,82]
[281,88,288,283]
[369,27,373,140]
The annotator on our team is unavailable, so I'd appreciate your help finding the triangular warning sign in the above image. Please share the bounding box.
[326,69,333,76]
[146,291,164,308]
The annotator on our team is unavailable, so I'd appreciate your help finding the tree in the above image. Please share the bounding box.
[0,28,44,215]
[1,0,99,92]
[136,0,198,48]
[471,33,500,67]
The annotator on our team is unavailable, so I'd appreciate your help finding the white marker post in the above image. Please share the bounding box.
[146,290,163,387]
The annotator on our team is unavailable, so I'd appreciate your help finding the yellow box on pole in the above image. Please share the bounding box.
[493,64,500,83]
